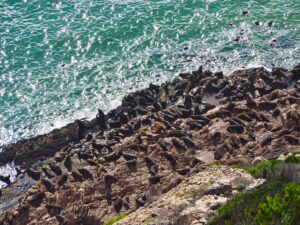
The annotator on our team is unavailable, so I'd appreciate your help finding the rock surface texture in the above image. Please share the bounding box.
[0,65,300,224]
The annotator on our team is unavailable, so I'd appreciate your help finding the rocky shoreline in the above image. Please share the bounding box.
[1,64,300,224]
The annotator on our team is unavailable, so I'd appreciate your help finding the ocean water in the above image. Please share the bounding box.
[0,0,300,145]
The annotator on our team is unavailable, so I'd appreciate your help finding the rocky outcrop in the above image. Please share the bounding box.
[115,166,264,225]
[1,64,300,224]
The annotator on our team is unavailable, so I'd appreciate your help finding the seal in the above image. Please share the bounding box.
[122,152,137,161]
[148,175,163,184]
[162,152,177,169]
[63,155,72,172]
[57,173,68,187]
[126,159,137,172]
[46,204,62,217]
[176,167,190,176]
[41,178,56,193]
[26,168,41,181]
[114,196,123,212]
[71,170,84,182]
[78,168,93,180]
[49,162,62,176]
[42,167,56,179]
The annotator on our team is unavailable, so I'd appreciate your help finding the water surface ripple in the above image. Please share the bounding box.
[0,0,300,145]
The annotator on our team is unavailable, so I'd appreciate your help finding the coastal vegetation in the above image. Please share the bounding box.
[104,213,127,225]
[208,155,300,225]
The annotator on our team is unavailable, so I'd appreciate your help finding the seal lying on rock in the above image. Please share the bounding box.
[2,65,300,224]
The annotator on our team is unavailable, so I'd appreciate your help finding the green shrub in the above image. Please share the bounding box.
[284,155,300,164]
[254,183,300,225]
[247,160,280,180]
[208,181,285,225]
[178,203,187,212]
[143,214,153,225]
[104,214,127,225]
[208,158,300,225]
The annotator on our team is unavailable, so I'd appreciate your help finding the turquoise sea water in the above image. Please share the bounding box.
[0,0,300,145]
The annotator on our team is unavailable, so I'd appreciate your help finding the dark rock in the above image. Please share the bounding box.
[204,182,232,196]
[0,175,11,185]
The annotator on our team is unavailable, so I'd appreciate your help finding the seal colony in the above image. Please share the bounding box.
[0,64,300,224]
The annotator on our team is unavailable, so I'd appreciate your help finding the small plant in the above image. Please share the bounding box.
[104,213,127,225]
[178,203,188,212]
[143,214,153,225]
[236,184,246,191]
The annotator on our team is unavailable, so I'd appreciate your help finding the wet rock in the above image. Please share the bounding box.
[0,175,11,185]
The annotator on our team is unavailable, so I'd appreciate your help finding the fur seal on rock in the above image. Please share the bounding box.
[26,168,41,181]
[58,173,68,187]
[162,152,177,169]
[135,198,146,208]
[42,167,56,179]
[96,108,106,128]
[104,174,118,197]
[49,162,62,176]
[86,158,98,166]
[122,152,137,161]
[71,170,84,182]
[148,175,163,184]
[144,156,157,169]
[27,191,45,207]
[78,151,94,161]
[41,178,56,193]
[55,215,67,225]
[46,204,62,217]
[63,155,72,172]
[114,196,123,212]
[184,94,193,109]
[126,159,137,172]
[78,168,93,180]
[176,167,190,176]
[103,150,121,162]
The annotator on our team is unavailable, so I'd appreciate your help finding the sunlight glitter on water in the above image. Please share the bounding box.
[0,0,300,145]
